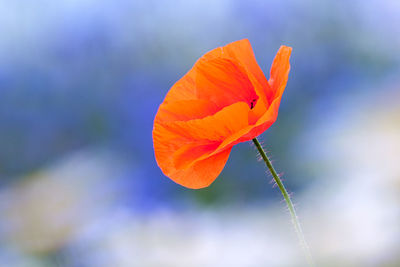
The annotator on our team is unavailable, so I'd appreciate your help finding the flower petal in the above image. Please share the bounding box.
[155,99,219,123]
[153,118,231,189]
[269,45,292,101]
[170,148,232,189]
[195,57,258,110]
[153,102,249,187]
[173,142,220,170]
[163,68,198,104]
[222,39,273,105]
[161,101,250,142]
[160,40,265,117]
[204,96,283,156]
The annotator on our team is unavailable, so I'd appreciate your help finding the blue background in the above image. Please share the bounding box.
[0,0,399,266]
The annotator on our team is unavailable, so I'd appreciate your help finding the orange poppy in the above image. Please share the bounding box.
[153,39,292,189]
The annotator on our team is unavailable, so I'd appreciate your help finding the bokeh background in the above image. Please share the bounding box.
[1,0,400,266]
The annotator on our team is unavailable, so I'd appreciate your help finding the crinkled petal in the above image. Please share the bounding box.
[173,142,220,170]
[161,101,249,141]
[195,57,258,110]
[153,102,249,187]
[222,39,273,106]
[153,119,231,189]
[203,95,283,158]
[170,148,232,189]
[155,99,219,123]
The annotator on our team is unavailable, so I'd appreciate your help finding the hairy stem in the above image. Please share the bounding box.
[252,137,314,266]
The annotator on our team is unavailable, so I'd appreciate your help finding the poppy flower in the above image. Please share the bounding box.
[153,39,292,189]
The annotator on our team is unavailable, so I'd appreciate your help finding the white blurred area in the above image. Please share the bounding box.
[298,84,400,266]
[0,151,126,266]
[0,87,400,267]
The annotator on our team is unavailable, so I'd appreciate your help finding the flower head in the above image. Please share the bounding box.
[153,39,292,189]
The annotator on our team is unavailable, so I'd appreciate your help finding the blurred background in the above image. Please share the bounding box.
[0,0,399,266]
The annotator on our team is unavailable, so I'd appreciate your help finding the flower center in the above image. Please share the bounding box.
[250,98,257,109]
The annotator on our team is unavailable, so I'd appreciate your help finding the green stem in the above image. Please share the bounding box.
[252,137,314,266]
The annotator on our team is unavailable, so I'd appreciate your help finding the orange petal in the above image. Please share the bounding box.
[222,39,273,106]
[170,147,232,189]
[161,101,250,142]
[173,142,220,170]
[153,102,249,186]
[163,68,198,104]
[207,95,284,156]
[153,120,231,189]
[155,99,219,123]
[153,122,189,177]
[195,57,258,110]
[160,40,264,115]
[269,45,292,101]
